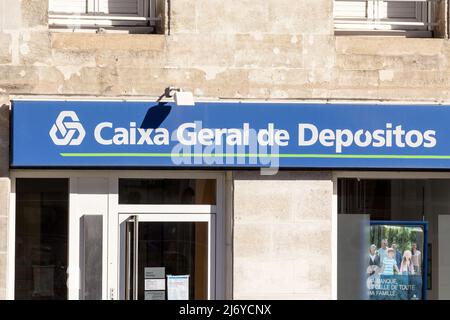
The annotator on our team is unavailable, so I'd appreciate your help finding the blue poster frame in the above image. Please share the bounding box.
[370,220,428,300]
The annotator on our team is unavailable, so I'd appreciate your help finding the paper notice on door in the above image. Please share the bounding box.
[167,275,189,300]
[145,278,166,291]
[144,290,165,300]
[145,267,165,279]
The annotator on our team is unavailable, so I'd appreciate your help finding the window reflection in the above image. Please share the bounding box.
[338,178,450,300]
[15,179,69,300]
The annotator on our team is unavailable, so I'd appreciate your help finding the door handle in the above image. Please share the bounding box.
[125,215,139,300]
[133,215,139,300]
[65,266,80,292]
[66,267,70,289]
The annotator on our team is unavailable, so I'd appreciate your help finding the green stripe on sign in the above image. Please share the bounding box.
[59,153,450,159]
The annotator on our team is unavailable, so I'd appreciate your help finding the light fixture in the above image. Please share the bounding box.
[163,87,195,106]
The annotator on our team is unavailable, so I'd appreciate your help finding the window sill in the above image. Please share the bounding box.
[48,13,162,34]
[335,35,446,56]
[49,26,157,35]
[50,32,166,51]
[335,29,433,38]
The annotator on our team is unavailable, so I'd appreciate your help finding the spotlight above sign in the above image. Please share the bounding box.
[164,87,195,106]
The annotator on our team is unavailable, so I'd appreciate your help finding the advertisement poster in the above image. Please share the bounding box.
[367,222,427,300]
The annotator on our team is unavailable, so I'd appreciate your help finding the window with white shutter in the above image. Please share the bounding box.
[48,0,162,33]
[334,0,435,37]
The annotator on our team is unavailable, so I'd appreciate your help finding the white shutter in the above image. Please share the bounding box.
[48,0,89,14]
[97,0,144,15]
[334,1,368,19]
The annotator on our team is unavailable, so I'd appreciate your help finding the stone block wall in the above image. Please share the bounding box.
[233,172,333,299]
[0,0,449,299]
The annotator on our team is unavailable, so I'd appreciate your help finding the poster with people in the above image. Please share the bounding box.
[366,222,427,300]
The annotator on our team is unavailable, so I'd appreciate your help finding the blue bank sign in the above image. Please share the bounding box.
[10,100,450,169]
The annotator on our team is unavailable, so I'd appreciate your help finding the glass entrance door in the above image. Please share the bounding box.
[120,214,214,300]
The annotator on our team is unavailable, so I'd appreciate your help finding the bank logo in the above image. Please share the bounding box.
[49,111,86,146]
